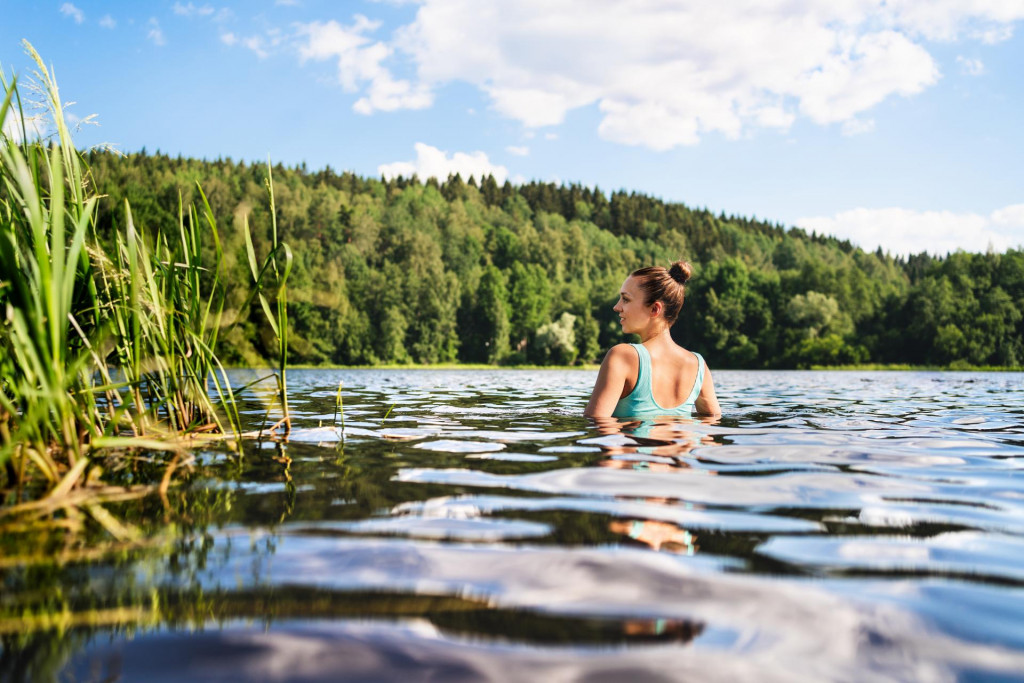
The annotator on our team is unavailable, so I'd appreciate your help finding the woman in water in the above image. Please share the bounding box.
[584,260,721,418]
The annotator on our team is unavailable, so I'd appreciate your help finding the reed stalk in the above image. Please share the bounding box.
[242,163,293,434]
[335,380,344,439]
[1,41,243,516]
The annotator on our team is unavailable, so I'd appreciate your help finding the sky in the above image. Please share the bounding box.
[2,0,1023,257]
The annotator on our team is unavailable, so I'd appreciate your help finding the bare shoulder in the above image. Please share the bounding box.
[604,343,638,369]
[585,344,638,417]
[606,343,636,360]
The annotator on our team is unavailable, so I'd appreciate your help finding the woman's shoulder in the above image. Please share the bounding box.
[674,345,705,365]
[686,349,713,377]
[668,345,710,374]
[603,343,639,367]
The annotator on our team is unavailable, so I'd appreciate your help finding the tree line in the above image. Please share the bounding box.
[84,150,1024,368]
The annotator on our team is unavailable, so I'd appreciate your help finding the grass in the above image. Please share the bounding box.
[242,163,293,434]
[0,41,272,528]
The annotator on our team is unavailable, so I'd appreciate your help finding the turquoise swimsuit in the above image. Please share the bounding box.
[612,344,705,418]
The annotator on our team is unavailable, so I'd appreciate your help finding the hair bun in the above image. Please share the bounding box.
[668,260,692,285]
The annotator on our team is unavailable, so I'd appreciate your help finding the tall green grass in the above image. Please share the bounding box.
[243,164,293,434]
[0,42,247,513]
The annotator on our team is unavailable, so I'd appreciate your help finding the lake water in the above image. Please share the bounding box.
[3,369,1024,681]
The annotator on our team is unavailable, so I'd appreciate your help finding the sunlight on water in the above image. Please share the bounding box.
[4,369,1024,681]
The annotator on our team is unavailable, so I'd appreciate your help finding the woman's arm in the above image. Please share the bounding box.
[694,367,721,417]
[584,345,634,417]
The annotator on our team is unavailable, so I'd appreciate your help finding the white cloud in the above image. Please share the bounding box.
[991,203,1024,227]
[2,114,47,142]
[378,0,1024,149]
[299,16,381,65]
[975,24,1014,44]
[220,27,285,58]
[795,205,1024,256]
[841,117,876,136]
[173,2,215,17]
[378,142,509,183]
[60,3,84,24]
[505,145,529,156]
[882,0,1021,42]
[243,36,269,59]
[148,18,166,46]
[956,56,985,75]
[793,30,939,125]
[297,18,431,113]
[487,87,585,128]
[99,14,116,29]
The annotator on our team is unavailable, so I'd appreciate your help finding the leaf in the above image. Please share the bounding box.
[243,215,260,282]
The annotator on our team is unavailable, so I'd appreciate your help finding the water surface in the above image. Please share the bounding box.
[3,369,1024,681]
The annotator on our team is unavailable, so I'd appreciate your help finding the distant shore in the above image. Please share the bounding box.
[229,362,1024,372]
[235,362,603,371]
[807,364,1024,371]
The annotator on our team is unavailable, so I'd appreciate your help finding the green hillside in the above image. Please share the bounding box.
[85,150,1024,368]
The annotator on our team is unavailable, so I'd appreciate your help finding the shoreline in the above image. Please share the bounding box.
[808,363,1024,372]
[224,362,1024,372]
[228,362,604,371]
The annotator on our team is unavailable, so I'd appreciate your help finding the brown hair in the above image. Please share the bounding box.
[631,260,693,325]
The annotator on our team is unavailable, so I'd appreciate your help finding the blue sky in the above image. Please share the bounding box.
[2,0,1023,256]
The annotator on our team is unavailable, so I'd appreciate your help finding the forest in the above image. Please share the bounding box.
[84,150,1024,369]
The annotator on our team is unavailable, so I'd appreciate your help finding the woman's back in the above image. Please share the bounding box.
[612,343,705,417]
[648,343,703,408]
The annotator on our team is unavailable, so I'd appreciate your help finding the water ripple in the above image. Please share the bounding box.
[17,368,1024,681]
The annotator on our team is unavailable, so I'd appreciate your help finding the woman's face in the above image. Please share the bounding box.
[613,276,653,335]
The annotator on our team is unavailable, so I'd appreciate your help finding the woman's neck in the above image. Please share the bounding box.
[639,325,673,345]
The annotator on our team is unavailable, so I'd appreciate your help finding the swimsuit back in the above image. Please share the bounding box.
[612,344,705,418]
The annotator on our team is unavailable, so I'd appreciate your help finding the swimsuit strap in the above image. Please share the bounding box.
[632,343,652,395]
[683,352,705,406]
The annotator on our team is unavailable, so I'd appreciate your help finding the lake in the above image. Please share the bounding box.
[3,369,1024,681]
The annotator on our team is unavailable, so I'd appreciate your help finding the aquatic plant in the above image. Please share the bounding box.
[0,42,241,514]
[335,379,344,438]
[242,164,293,434]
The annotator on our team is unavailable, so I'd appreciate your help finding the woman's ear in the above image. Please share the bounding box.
[650,300,664,318]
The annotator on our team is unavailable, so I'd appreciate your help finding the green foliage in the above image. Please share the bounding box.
[462,265,510,364]
[1,42,241,498]
[508,262,551,352]
[242,163,293,431]
[533,312,579,365]
[74,140,1021,371]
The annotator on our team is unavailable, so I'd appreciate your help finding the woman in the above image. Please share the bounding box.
[584,260,721,418]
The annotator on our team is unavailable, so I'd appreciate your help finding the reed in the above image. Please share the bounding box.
[242,163,293,434]
[0,45,100,486]
[335,380,345,438]
[0,42,242,512]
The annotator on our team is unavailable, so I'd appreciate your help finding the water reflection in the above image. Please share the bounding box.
[584,418,711,555]
[610,519,699,554]
[3,369,1024,681]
